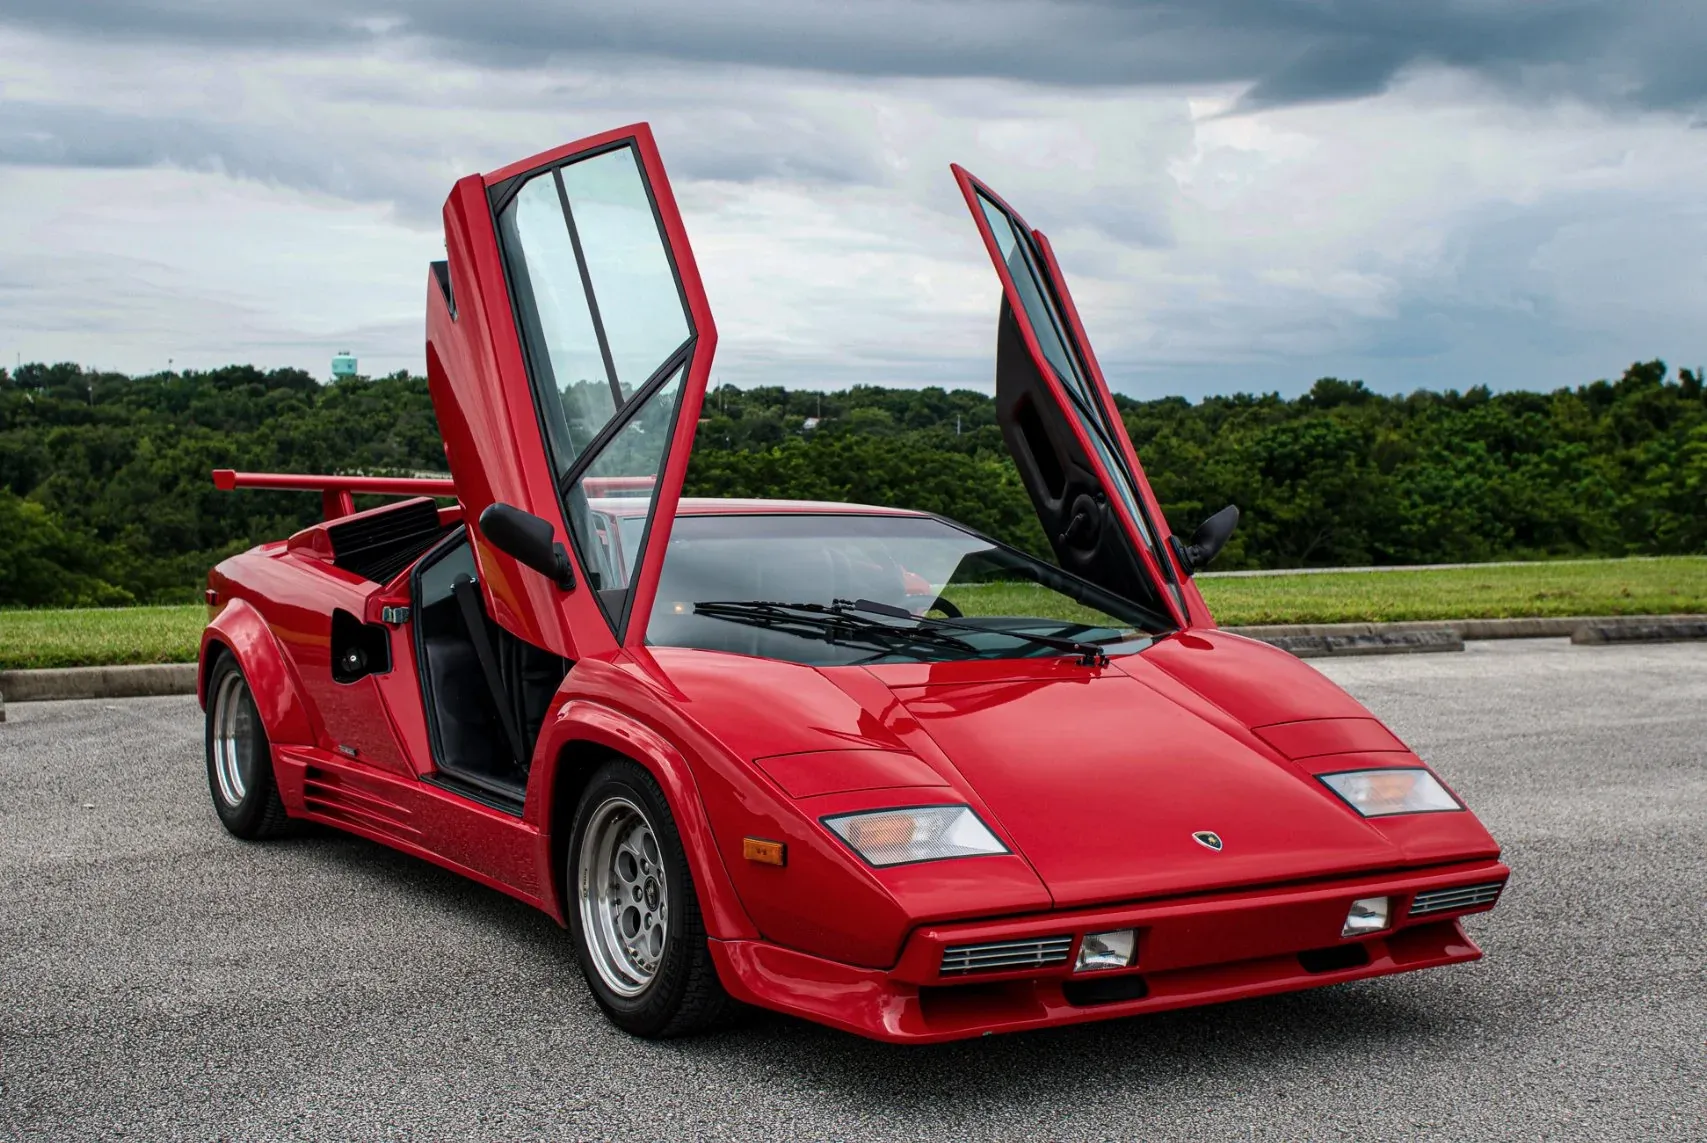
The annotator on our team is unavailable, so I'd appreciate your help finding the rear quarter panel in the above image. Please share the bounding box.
[204,546,407,771]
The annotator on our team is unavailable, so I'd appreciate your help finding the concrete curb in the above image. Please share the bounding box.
[1224,614,1707,659]
[1239,629,1466,659]
[1571,618,1707,645]
[2,614,1704,710]
[1227,614,1699,640]
[0,664,200,713]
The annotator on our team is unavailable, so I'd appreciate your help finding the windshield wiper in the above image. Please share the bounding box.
[692,600,979,657]
[834,597,1110,667]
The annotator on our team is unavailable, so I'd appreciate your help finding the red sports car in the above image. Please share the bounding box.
[199,123,1507,1043]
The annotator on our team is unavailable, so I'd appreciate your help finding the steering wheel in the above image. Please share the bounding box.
[920,595,964,619]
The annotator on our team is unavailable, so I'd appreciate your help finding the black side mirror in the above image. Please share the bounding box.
[1168,505,1239,578]
[479,502,575,591]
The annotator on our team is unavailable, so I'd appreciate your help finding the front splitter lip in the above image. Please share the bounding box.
[707,859,1507,1044]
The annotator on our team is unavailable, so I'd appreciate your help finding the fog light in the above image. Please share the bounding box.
[1342,896,1390,937]
[1074,929,1137,972]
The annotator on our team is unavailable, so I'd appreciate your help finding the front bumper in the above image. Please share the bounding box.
[708,859,1508,1043]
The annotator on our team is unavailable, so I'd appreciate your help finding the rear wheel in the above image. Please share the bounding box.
[568,759,734,1037]
[204,653,291,840]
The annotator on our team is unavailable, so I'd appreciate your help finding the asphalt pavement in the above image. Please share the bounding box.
[2,639,1703,1141]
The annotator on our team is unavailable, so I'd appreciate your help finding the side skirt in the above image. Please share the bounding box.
[422,770,527,817]
[272,744,554,919]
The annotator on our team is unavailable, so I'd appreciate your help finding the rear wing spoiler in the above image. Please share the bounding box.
[210,469,657,521]
[212,469,456,521]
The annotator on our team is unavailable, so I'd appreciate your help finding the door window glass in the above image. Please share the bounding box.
[565,361,687,630]
[1084,417,1153,547]
[497,142,693,480]
[498,174,615,468]
[561,149,691,399]
[978,194,1088,409]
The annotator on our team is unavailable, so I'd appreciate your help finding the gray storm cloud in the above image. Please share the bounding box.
[2,0,1701,111]
[1,0,1703,393]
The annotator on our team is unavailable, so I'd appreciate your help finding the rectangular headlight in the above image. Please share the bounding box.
[1074,929,1137,972]
[822,805,1008,867]
[1319,768,1461,817]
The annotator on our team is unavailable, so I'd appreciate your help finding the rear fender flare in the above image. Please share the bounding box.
[531,700,758,941]
[200,599,317,747]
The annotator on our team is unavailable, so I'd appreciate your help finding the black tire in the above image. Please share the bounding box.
[204,652,292,840]
[567,759,735,1038]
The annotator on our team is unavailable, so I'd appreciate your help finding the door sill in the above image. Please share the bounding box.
[422,770,526,817]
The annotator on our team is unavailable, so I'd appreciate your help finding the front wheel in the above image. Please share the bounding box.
[204,653,291,840]
[568,759,734,1037]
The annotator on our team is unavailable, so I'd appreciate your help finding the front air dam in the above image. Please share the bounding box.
[708,918,1480,1044]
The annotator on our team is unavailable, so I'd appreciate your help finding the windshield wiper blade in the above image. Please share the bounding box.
[691,600,979,655]
[835,597,1110,667]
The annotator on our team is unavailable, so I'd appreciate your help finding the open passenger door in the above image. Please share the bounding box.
[428,123,716,661]
[952,166,1204,628]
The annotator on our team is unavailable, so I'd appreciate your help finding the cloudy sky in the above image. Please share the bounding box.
[2,1,1704,398]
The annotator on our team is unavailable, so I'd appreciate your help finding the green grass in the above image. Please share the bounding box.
[3,557,1704,670]
[0,604,207,671]
[1199,556,1707,627]
[940,556,1707,628]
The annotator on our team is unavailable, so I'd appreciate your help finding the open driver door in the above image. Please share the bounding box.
[428,123,717,664]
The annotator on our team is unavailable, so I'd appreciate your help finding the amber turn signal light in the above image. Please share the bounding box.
[742,837,786,866]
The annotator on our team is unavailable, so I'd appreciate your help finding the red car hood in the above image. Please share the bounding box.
[647,634,1469,912]
[870,659,1401,908]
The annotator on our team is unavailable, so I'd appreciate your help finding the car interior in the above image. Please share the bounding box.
[412,528,569,809]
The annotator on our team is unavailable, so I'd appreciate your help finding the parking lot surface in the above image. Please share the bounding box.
[2,639,1703,1141]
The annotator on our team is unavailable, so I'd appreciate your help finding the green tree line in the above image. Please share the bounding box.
[1,360,1702,607]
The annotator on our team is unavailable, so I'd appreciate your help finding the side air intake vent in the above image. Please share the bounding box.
[326,497,449,584]
[940,936,1072,975]
[302,765,420,842]
[1409,881,1505,917]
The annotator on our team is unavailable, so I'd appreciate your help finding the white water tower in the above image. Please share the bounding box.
[331,350,358,379]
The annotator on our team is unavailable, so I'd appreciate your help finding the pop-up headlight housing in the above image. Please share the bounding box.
[823,805,1007,867]
[1319,767,1461,817]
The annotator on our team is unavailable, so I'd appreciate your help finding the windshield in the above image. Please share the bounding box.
[645,513,1171,666]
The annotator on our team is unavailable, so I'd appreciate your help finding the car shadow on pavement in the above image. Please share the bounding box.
[688,983,1452,1113]
[263,823,1480,1114]
[264,823,583,957]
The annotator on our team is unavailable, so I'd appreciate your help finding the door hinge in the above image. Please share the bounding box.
[380,605,411,626]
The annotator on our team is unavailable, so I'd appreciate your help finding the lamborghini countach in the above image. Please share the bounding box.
[200,123,1507,1042]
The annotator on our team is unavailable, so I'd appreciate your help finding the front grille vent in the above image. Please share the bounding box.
[1409,881,1505,917]
[940,936,1072,975]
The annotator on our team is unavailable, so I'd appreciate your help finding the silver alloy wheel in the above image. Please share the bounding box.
[210,670,257,808]
[578,795,669,997]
